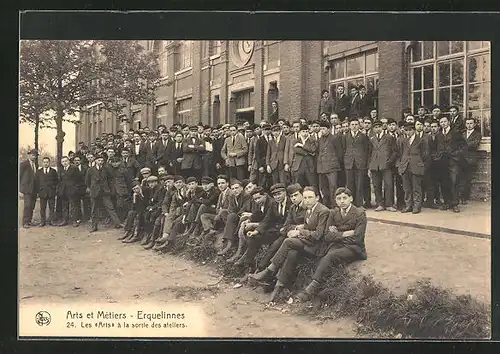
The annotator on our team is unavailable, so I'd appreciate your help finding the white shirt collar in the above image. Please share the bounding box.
[342,204,352,215]
[309,202,319,214]
[443,126,451,135]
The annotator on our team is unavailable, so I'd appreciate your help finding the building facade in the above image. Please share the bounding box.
[75,40,491,199]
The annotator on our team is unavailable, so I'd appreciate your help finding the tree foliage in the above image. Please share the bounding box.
[19,40,161,167]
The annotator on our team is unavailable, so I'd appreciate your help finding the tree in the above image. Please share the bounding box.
[19,143,56,165]
[19,40,160,169]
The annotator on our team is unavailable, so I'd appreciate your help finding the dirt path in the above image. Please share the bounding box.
[19,223,357,338]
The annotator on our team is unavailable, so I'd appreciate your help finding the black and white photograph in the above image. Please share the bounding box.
[18,35,491,339]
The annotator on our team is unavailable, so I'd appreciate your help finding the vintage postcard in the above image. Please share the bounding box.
[18,29,491,339]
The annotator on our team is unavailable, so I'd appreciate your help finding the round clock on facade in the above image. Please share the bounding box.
[231,40,255,67]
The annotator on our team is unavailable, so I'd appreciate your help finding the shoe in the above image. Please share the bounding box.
[374,206,385,212]
[234,252,248,266]
[217,240,233,256]
[248,268,273,283]
[89,226,98,233]
[296,280,321,302]
[140,233,152,246]
[401,207,412,213]
[412,208,421,214]
[38,222,46,227]
[22,224,30,229]
[226,242,244,263]
[143,239,157,250]
[386,206,398,212]
[452,206,460,213]
[440,204,450,211]
[115,223,124,229]
[58,222,69,226]
[117,230,131,240]
[73,220,81,227]
[268,283,285,303]
[157,240,174,253]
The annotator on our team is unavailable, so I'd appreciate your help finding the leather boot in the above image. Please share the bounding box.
[269,282,285,302]
[296,280,321,302]
[157,240,174,253]
[226,240,244,263]
[217,239,232,256]
[124,228,141,243]
[234,250,248,266]
[180,223,194,237]
[140,232,152,246]
[144,226,160,249]
[117,230,131,240]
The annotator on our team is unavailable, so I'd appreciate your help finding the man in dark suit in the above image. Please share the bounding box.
[266,124,287,185]
[283,121,301,183]
[387,118,405,209]
[318,89,334,119]
[199,175,232,242]
[35,156,59,226]
[449,105,466,134]
[152,130,171,170]
[232,186,280,270]
[166,132,184,176]
[316,121,343,208]
[120,148,141,180]
[254,123,272,188]
[396,122,428,214]
[333,84,350,121]
[348,86,361,119]
[459,118,482,204]
[221,124,248,182]
[343,118,372,207]
[85,154,123,232]
[438,115,467,213]
[296,187,367,302]
[20,149,38,228]
[57,156,81,226]
[290,125,318,189]
[181,126,206,181]
[132,132,152,168]
[109,157,133,222]
[368,120,398,212]
[358,85,374,118]
[422,119,442,208]
[250,186,330,302]
[73,156,90,223]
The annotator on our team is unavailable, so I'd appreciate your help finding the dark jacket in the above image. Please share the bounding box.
[343,132,371,170]
[57,165,79,199]
[254,135,270,169]
[192,186,220,209]
[298,202,330,254]
[280,203,306,235]
[317,132,344,173]
[35,167,59,199]
[110,165,133,197]
[290,137,317,172]
[368,132,397,171]
[132,141,152,168]
[319,205,367,259]
[462,129,482,166]
[249,196,278,235]
[227,192,253,215]
[318,97,335,118]
[439,128,467,164]
[19,159,37,195]
[333,94,350,120]
[266,133,287,171]
[85,165,115,198]
[396,134,428,176]
[181,136,206,170]
[153,138,171,167]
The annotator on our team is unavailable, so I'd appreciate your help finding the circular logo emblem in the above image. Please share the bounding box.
[35,311,51,326]
[230,40,255,67]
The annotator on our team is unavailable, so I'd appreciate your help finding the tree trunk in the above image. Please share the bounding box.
[55,105,66,171]
[34,112,40,169]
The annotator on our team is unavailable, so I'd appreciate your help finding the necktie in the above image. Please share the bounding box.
[45,168,48,174]
[342,209,347,218]
[306,209,311,223]
[232,137,235,145]
[278,204,281,216]
[177,143,181,150]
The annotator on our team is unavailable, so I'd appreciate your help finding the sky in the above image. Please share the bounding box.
[19,114,78,157]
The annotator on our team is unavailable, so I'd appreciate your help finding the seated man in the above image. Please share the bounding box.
[198,175,232,243]
[156,176,202,252]
[141,175,166,246]
[119,181,147,242]
[153,175,189,251]
[296,187,367,301]
[256,183,306,272]
[144,174,175,250]
[249,186,329,301]
[218,179,253,257]
[182,176,220,245]
[231,186,280,271]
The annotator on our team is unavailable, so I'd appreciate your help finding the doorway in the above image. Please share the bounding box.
[235,110,255,125]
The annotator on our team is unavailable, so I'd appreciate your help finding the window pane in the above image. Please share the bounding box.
[365,75,378,94]
[423,41,434,60]
[365,51,377,73]
[451,41,464,54]
[483,82,490,109]
[438,88,450,108]
[413,92,422,111]
[468,56,480,82]
[483,55,491,82]
[451,60,464,85]
[482,110,491,137]
[412,42,422,62]
[438,62,450,87]
[467,41,482,51]
[468,84,481,110]
[423,90,434,108]
[423,65,434,89]
[347,78,364,92]
[346,55,364,76]
[330,60,345,80]
[413,67,422,91]
[451,86,464,111]
[437,41,450,57]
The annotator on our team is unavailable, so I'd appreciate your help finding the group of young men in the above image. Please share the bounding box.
[19,97,482,301]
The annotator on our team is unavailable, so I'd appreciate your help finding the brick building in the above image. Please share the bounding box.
[75,40,491,198]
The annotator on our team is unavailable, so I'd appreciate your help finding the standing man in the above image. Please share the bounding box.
[221,124,248,181]
[85,154,124,232]
[449,105,465,134]
[254,123,272,187]
[290,125,318,189]
[318,89,334,119]
[35,157,59,226]
[358,85,373,118]
[20,149,38,228]
[368,121,398,212]
[266,124,287,185]
[153,130,171,171]
[348,86,361,119]
[396,122,428,214]
[343,118,371,207]
[132,132,151,168]
[73,156,90,223]
[459,118,482,204]
[316,120,343,208]
[333,84,350,121]
[57,156,80,226]
[181,126,206,181]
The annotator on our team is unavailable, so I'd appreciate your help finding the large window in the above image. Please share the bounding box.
[176,98,192,124]
[410,41,490,137]
[132,111,142,130]
[235,89,254,110]
[177,41,192,71]
[154,40,168,78]
[210,40,222,56]
[328,50,379,108]
[155,104,168,128]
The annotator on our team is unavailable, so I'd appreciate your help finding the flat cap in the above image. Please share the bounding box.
[146,176,158,182]
[201,176,214,184]
[230,178,242,186]
[189,125,198,131]
[164,174,175,180]
[372,120,383,128]
[404,121,416,129]
[286,183,303,195]
[186,176,198,184]
[271,124,281,131]
[173,175,184,182]
[140,167,151,174]
[299,124,309,131]
[270,183,286,194]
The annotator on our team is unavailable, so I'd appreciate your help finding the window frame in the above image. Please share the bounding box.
[176,40,193,73]
[409,41,490,138]
[176,98,192,125]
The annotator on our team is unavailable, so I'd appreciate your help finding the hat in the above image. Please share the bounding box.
[140,167,151,174]
[165,174,175,180]
[241,179,250,187]
[270,183,286,195]
[286,183,303,195]
[95,153,105,160]
[173,175,184,182]
[271,125,281,131]
[197,122,204,127]
[146,176,158,182]
[387,118,396,124]
[261,122,271,129]
[230,178,242,186]
[404,121,415,129]
[132,180,141,188]
[299,124,309,131]
[186,177,197,184]
[222,123,230,129]
[372,120,383,128]
[189,125,198,131]
[159,175,168,181]
[319,121,331,128]
[201,176,214,184]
